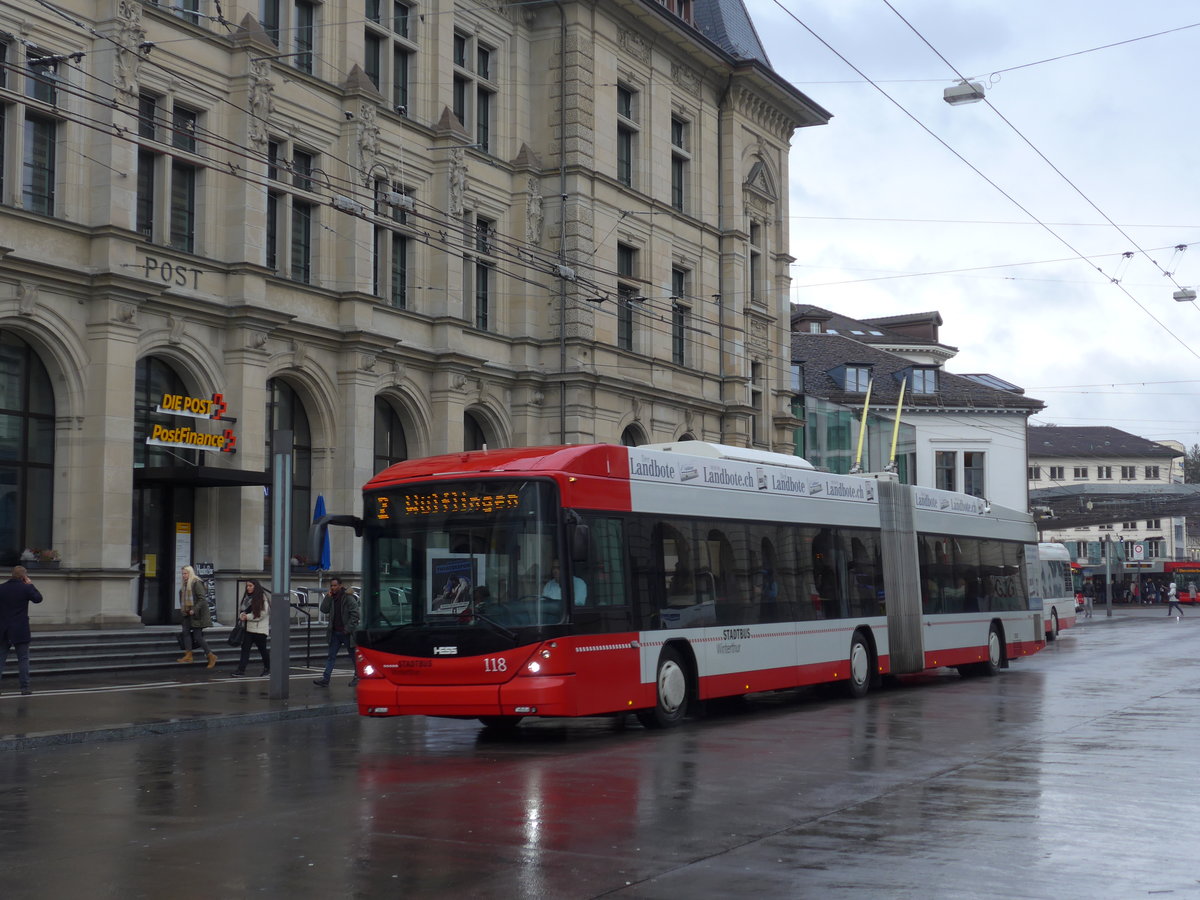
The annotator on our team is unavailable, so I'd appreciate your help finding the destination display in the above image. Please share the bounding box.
[378,489,522,520]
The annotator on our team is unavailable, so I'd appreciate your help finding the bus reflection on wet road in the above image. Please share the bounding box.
[1,614,1197,899]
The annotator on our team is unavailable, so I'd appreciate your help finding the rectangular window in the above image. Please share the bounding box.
[295,1,315,73]
[617,85,637,188]
[936,451,956,492]
[844,366,870,392]
[617,127,633,187]
[1121,465,1137,479]
[262,1,317,71]
[476,86,491,151]
[169,162,196,252]
[749,221,763,305]
[1122,521,1137,530]
[453,76,468,126]
[672,303,688,366]
[1049,465,1064,480]
[22,114,56,215]
[136,149,156,238]
[1145,465,1160,479]
[1097,466,1113,480]
[910,368,937,394]
[1028,466,1040,481]
[365,33,382,87]
[393,1,410,37]
[474,264,490,330]
[963,451,985,498]
[1073,466,1089,480]
[617,85,633,119]
[138,94,158,139]
[393,48,410,109]
[1146,519,1161,529]
[290,200,313,282]
[266,191,279,271]
[618,290,635,351]
[390,233,408,309]
[25,52,58,105]
[670,115,689,212]
[172,106,198,153]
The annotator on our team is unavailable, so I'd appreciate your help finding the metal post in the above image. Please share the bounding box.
[270,430,293,699]
[1104,534,1113,618]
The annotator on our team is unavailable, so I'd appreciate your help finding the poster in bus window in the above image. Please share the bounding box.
[425,553,485,615]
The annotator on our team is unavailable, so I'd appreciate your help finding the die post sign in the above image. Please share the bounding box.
[146,392,239,454]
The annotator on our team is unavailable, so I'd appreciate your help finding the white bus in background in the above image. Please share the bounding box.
[1030,542,1076,640]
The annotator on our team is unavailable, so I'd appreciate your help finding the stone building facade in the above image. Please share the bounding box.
[0,0,829,624]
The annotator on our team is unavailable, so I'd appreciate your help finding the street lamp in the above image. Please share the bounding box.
[1103,533,1114,618]
[943,80,985,106]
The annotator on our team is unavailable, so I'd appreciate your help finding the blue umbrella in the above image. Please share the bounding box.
[311,494,331,571]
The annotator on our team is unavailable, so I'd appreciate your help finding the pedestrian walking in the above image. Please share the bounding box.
[1166,580,1185,617]
[231,579,271,677]
[0,565,43,695]
[1082,580,1094,618]
[313,577,360,687]
[176,564,218,668]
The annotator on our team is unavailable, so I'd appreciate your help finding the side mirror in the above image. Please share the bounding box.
[565,510,590,563]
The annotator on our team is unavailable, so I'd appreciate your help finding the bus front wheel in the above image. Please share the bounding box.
[636,647,690,729]
[1047,610,1059,642]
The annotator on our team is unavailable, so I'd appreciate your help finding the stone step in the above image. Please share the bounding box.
[26,625,334,676]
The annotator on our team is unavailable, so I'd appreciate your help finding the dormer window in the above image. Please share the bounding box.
[843,366,871,392]
[909,367,938,394]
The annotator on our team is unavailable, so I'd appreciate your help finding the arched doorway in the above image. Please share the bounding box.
[133,356,198,624]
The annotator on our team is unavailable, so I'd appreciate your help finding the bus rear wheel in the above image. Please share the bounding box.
[846,632,872,699]
[959,624,1003,678]
[636,647,690,729]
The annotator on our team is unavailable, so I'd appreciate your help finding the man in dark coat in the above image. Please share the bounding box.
[0,565,44,695]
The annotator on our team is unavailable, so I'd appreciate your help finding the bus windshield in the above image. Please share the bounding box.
[362,478,564,631]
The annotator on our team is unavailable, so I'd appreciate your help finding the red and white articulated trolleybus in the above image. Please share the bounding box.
[1029,542,1077,640]
[317,442,1044,729]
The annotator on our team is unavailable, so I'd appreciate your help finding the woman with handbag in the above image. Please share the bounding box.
[230,580,271,677]
[176,564,218,668]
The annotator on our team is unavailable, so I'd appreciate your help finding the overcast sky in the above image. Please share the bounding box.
[747,0,1200,447]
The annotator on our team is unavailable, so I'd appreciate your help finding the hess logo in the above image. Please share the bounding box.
[433,646,458,656]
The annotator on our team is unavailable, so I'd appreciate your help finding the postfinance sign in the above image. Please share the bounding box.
[148,392,239,454]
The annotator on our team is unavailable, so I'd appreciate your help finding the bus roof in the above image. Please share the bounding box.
[363,444,628,491]
[1037,542,1073,561]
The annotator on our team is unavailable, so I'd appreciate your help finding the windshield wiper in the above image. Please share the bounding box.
[470,611,518,642]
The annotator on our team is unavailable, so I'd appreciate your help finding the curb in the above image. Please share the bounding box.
[0,701,357,752]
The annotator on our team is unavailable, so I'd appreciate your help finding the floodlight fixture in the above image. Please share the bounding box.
[1174,288,1197,302]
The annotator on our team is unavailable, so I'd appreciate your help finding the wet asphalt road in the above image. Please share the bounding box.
[1,612,1198,899]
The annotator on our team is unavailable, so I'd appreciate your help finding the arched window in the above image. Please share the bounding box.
[0,332,55,565]
[374,398,408,474]
[621,425,645,447]
[267,380,312,564]
[135,357,197,469]
[464,411,487,451]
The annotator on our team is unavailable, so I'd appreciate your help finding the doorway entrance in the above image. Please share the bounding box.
[134,483,194,625]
